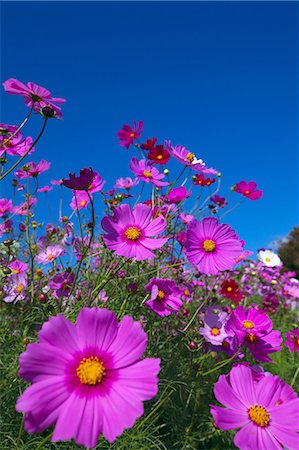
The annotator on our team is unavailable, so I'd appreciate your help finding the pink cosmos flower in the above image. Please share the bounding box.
[234,181,263,200]
[8,260,28,277]
[144,278,182,317]
[114,177,139,190]
[129,157,169,188]
[37,186,53,193]
[14,160,51,179]
[3,78,65,118]
[185,218,244,275]
[166,186,191,203]
[13,197,37,216]
[16,307,160,448]
[0,123,35,156]
[210,195,228,208]
[102,203,168,261]
[0,198,13,216]
[35,245,65,264]
[225,306,282,362]
[70,191,91,210]
[285,329,299,353]
[210,365,299,450]
[165,141,218,174]
[199,309,232,346]
[48,271,75,298]
[117,121,144,149]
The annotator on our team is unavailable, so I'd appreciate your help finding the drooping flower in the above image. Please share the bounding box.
[101,203,168,261]
[129,157,169,188]
[14,160,51,179]
[144,278,182,317]
[258,249,282,268]
[16,307,160,448]
[210,365,299,450]
[284,329,299,353]
[234,181,263,200]
[35,245,65,264]
[185,217,244,275]
[117,121,144,149]
[165,141,217,174]
[166,186,191,203]
[3,78,65,118]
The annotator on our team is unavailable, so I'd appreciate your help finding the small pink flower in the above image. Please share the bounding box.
[37,186,53,193]
[129,157,168,188]
[166,186,191,203]
[114,177,139,190]
[285,329,299,353]
[3,78,66,118]
[165,141,218,174]
[0,198,13,216]
[35,245,65,264]
[144,278,182,317]
[234,181,263,200]
[210,195,228,208]
[70,191,91,210]
[117,121,144,149]
[14,160,50,179]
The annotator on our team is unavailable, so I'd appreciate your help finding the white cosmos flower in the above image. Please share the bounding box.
[258,249,282,267]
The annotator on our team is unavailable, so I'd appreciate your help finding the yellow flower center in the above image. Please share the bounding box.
[80,200,87,207]
[245,333,257,343]
[203,239,216,252]
[227,286,232,292]
[245,190,250,195]
[157,154,163,160]
[47,253,54,261]
[265,257,271,262]
[125,226,141,241]
[248,405,270,427]
[211,327,220,336]
[143,170,152,178]
[222,340,230,349]
[186,152,195,162]
[297,337,299,345]
[129,132,135,137]
[16,284,24,293]
[243,320,255,329]
[157,289,165,300]
[184,289,190,296]
[76,356,105,385]
[3,139,12,148]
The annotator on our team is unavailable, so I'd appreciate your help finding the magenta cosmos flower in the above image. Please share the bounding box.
[35,245,65,264]
[234,181,263,200]
[102,203,168,261]
[210,365,299,450]
[166,186,191,203]
[62,168,95,191]
[117,120,144,149]
[14,160,51,179]
[285,328,299,353]
[16,307,160,448]
[165,141,218,174]
[129,157,169,188]
[144,278,182,317]
[185,217,244,275]
[3,78,66,118]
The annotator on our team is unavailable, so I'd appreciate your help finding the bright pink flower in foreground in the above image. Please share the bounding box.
[16,307,160,448]
[14,160,50,179]
[165,141,218,174]
[144,278,182,317]
[185,218,243,275]
[117,120,144,149]
[129,157,169,188]
[102,203,168,261]
[35,245,65,264]
[166,186,191,203]
[285,329,299,353]
[3,78,65,118]
[234,181,263,200]
[210,365,299,450]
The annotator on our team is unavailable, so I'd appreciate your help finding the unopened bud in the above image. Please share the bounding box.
[38,293,48,303]
[42,106,55,118]
[163,169,169,175]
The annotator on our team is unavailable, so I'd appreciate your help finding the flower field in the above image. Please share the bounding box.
[0,79,298,450]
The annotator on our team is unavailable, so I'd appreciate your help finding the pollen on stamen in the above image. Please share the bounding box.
[76,356,106,385]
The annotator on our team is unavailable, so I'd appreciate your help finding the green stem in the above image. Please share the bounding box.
[35,432,53,450]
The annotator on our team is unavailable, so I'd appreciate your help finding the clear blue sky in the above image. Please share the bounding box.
[1,1,298,253]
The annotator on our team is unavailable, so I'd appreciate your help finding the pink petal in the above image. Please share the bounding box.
[37,314,79,353]
[144,216,167,236]
[214,374,248,410]
[234,423,259,450]
[210,405,249,430]
[229,365,256,407]
[269,425,299,450]
[76,308,118,351]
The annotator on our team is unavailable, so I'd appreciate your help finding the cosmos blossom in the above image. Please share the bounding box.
[129,157,169,188]
[14,160,51,179]
[210,365,299,450]
[165,141,218,174]
[16,307,160,448]
[192,173,216,187]
[35,245,65,264]
[234,181,263,200]
[144,278,182,317]
[0,123,35,156]
[101,203,168,261]
[185,217,244,275]
[258,250,282,268]
[3,78,65,118]
[117,121,144,149]
[166,186,191,203]
[284,328,299,353]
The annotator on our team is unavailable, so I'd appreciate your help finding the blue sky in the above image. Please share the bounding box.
[1,1,298,253]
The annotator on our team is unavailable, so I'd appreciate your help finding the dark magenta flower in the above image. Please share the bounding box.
[16,308,160,447]
[117,121,144,149]
[210,365,299,450]
[234,181,263,200]
[285,328,299,353]
[210,195,228,208]
[192,173,216,187]
[3,78,65,118]
[62,168,95,191]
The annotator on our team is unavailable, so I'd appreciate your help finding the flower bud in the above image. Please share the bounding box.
[41,106,55,118]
